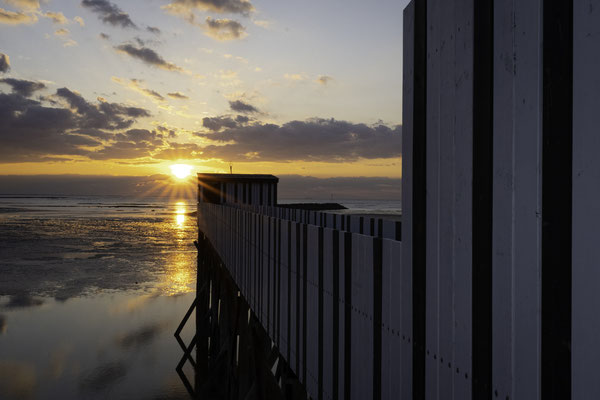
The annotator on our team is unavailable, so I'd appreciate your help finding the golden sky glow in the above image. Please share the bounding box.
[0,0,405,182]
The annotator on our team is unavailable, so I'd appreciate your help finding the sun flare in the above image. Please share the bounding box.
[170,164,193,179]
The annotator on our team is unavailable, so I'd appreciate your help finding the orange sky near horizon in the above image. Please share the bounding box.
[0,157,401,178]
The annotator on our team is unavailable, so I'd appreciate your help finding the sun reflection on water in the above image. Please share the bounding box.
[174,202,186,228]
[161,253,195,296]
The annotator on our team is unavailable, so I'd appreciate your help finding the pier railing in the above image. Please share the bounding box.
[198,202,405,400]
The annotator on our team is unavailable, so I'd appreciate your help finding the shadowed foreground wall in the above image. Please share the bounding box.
[403,0,600,399]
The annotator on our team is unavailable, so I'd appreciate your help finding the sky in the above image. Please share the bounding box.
[0,0,407,180]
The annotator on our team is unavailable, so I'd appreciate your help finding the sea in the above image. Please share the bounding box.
[0,195,400,400]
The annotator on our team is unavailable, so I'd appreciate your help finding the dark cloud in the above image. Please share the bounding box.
[167,91,188,100]
[56,87,150,130]
[0,53,9,73]
[0,92,91,162]
[115,44,182,72]
[146,26,160,34]
[88,141,156,160]
[164,0,254,16]
[201,114,252,131]
[235,114,249,123]
[202,115,238,131]
[128,79,164,101]
[81,0,136,28]
[114,128,165,144]
[0,88,151,162]
[88,128,167,160]
[142,88,163,101]
[229,99,259,114]
[99,32,110,40]
[0,78,46,97]
[195,118,401,162]
[156,125,176,137]
[204,17,246,40]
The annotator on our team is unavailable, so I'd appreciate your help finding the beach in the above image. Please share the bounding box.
[0,196,198,399]
[0,195,399,399]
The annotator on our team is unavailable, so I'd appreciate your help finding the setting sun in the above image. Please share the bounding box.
[170,164,193,179]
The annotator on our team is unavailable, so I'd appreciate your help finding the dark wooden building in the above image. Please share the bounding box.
[197,173,279,206]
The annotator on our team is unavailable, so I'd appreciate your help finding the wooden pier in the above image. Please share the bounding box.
[176,173,402,400]
[176,0,600,398]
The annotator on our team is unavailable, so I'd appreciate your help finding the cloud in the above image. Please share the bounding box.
[202,114,249,131]
[203,17,247,41]
[54,27,69,36]
[81,0,136,28]
[0,78,46,97]
[316,75,333,85]
[253,19,270,28]
[0,92,84,162]
[112,77,164,101]
[151,142,202,160]
[229,99,259,114]
[0,7,37,24]
[195,118,401,162]
[163,0,254,16]
[56,87,150,126]
[167,91,188,100]
[63,39,77,47]
[0,53,9,73]
[99,32,109,40]
[156,125,177,137]
[3,0,39,10]
[202,115,238,131]
[88,131,196,161]
[0,87,152,162]
[114,44,183,72]
[146,26,160,34]
[284,73,307,81]
[88,137,160,160]
[74,16,85,26]
[44,11,68,24]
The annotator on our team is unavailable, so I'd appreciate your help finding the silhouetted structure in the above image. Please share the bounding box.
[198,173,278,206]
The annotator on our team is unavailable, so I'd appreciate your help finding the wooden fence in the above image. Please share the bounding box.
[198,203,404,400]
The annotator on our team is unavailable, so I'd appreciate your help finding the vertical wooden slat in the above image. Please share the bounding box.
[472,0,494,397]
[425,0,441,397]
[402,3,415,398]
[438,0,456,395]
[572,2,600,397]
[541,0,573,398]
